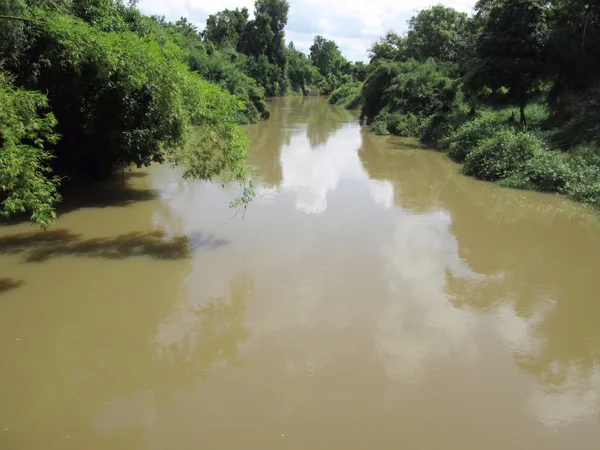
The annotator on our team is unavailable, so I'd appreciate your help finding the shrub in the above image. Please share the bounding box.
[370,115,391,135]
[522,150,571,193]
[388,113,424,137]
[370,109,424,137]
[497,173,534,190]
[338,92,363,110]
[498,150,571,193]
[361,58,457,124]
[444,112,505,162]
[420,109,470,149]
[563,156,600,206]
[464,130,544,181]
[328,82,363,109]
[384,59,457,118]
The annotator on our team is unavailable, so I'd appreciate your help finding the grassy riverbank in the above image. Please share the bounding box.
[330,86,600,209]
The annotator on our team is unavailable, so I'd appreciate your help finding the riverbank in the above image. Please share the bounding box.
[329,89,600,211]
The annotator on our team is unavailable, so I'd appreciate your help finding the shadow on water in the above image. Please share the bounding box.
[122,171,149,179]
[0,277,25,294]
[0,229,228,263]
[57,178,157,215]
[0,170,157,228]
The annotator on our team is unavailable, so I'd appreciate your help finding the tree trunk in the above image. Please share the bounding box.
[519,100,526,125]
[469,105,476,116]
[582,5,591,52]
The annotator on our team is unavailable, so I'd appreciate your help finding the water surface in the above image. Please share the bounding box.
[2,96,600,450]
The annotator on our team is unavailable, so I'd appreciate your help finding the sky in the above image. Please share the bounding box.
[138,0,474,62]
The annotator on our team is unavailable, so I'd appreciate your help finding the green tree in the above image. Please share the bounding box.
[350,61,370,82]
[309,35,350,92]
[238,12,274,57]
[368,31,405,62]
[254,0,290,95]
[237,11,280,96]
[163,17,270,123]
[203,8,249,49]
[286,41,322,94]
[360,59,403,122]
[544,0,600,143]
[384,59,457,117]
[467,0,549,124]
[0,70,61,227]
[404,5,470,64]
[361,58,457,133]
[0,0,28,67]
[1,3,254,225]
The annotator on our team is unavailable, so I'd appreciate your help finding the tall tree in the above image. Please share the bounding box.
[404,5,470,63]
[309,35,349,92]
[468,0,549,123]
[309,36,341,74]
[238,12,273,58]
[254,0,290,94]
[368,31,405,62]
[287,41,322,94]
[547,0,600,95]
[203,8,249,49]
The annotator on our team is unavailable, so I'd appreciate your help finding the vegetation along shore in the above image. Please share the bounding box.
[2,0,599,228]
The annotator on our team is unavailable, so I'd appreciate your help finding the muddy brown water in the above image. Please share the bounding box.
[2,96,600,450]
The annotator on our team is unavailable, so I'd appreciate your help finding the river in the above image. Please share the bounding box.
[1,96,600,450]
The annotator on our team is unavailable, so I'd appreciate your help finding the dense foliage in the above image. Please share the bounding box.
[0,71,60,228]
[1,0,359,226]
[7,0,598,223]
[331,0,600,210]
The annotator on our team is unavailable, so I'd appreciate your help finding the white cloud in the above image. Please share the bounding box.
[138,0,474,61]
[280,125,369,214]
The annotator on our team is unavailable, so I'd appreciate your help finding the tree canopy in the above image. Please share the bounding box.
[0,0,365,226]
[309,35,351,93]
[468,0,549,123]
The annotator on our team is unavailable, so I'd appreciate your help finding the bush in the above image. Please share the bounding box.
[338,92,362,110]
[522,150,571,192]
[370,115,391,135]
[563,156,600,206]
[388,113,424,137]
[497,173,534,190]
[384,59,457,118]
[328,82,362,110]
[443,112,505,162]
[361,58,457,124]
[419,109,470,148]
[370,109,424,137]
[464,130,544,181]
[498,150,571,192]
